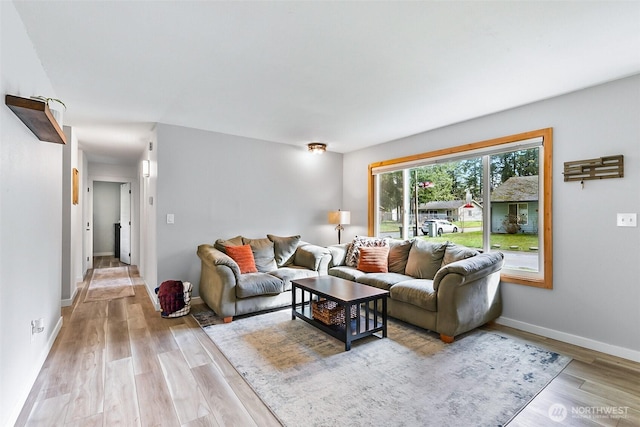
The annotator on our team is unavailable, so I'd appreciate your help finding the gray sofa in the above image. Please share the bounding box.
[197,234,331,322]
[328,237,504,342]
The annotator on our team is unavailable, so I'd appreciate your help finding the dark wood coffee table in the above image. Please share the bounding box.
[291,276,388,351]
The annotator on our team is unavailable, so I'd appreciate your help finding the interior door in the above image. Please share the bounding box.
[84,180,93,271]
[119,183,131,264]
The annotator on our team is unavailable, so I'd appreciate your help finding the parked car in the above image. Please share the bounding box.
[422,219,458,236]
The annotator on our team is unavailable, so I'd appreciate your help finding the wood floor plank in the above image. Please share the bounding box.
[564,360,640,396]
[158,349,211,424]
[171,324,211,368]
[103,358,141,426]
[107,297,128,322]
[63,413,103,427]
[24,393,70,427]
[107,319,131,362]
[64,349,105,423]
[135,369,181,427]
[191,363,258,427]
[129,326,161,375]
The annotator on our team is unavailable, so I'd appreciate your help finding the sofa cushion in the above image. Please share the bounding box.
[345,236,388,267]
[390,279,437,312]
[388,239,412,274]
[235,272,284,298]
[328,243,350,267]
[294,244,328,271]
[243,237,278,272]
[328,266,367,282]
[225,245,258,274]
[270,266,319,291]
[356,272,414,291]
[405,240,447,280]
[357,246,390,273]
[442,242,480,267]
[214,235,244,253]
[267,234,301,267]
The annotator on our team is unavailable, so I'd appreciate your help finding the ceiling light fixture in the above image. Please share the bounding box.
[308,142,327,154]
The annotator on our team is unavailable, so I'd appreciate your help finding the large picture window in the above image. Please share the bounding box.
[369,128,553,289]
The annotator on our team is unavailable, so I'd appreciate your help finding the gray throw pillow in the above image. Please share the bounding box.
[441,242,479,267]
[243,237,277,272]
[213,235,243,253]
[405,240,447,280]
[388,239,413,274]
[267,234,301,267]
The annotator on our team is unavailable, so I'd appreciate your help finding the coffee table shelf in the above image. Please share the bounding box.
[291,276,388,351]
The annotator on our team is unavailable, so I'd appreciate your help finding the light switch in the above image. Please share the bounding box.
[167,214,174,224]
[616,213,637,227]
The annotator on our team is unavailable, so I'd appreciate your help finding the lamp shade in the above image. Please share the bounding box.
[328,210,350,225]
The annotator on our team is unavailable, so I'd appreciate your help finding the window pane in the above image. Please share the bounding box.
[377,170,403,239]
[489,147,540,272]
[409,158,484,249]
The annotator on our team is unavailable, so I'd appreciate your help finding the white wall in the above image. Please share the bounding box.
[61,126,83,306]
[151,124,343,300]
[343,75,640,361]
[0,3,64,425]
[92,181,121,255]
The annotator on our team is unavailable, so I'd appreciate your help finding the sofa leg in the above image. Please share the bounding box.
[440,333,454,343]
[223,316,233,323]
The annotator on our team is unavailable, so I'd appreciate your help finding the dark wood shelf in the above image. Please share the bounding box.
[5,94,66,144]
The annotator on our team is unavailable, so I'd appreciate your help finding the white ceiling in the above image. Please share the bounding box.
[13,1,640,165]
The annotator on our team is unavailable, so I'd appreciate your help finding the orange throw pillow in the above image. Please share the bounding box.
[226,244,258,274]
[357,246,390,273]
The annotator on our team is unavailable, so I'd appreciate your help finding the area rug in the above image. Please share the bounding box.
[203,309,571,427]
[84,266,135,302]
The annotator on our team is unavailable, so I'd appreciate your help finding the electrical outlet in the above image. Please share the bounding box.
[31,319,44,342]
[167,214,174,224]
[616,213,637,227]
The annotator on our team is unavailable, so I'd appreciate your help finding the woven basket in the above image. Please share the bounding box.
[312,299,358,326]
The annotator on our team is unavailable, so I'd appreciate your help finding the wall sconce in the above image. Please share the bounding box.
[308,142,327,154]
[142,160,150,177]
[328,209,350,244]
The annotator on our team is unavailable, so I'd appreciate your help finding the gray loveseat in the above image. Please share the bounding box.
[328,237,504,342]
[197,234,331,322]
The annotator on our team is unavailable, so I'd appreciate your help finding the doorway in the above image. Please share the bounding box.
[90,181,132,266]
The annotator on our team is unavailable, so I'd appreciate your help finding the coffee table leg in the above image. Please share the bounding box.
[382,296,388,338]
[291,284,297,320]
[345,303,352,351]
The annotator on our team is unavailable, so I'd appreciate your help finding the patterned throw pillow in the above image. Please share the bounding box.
[357,246,390,273]
[225,244,258,274]
[345,236,389,267]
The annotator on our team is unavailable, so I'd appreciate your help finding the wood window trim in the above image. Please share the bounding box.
[368,128,553,289]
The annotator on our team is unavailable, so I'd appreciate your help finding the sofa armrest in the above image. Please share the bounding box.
[328,243,350,267]
[197,244,241,278]
[294,243,332,274]
[434,252,504,338]
[196,244,240,318]
[432,252,504,291]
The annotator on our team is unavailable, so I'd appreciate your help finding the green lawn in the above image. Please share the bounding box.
[379,222,539,252]
[419,231,539,252]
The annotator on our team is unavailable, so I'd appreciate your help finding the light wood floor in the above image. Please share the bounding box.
[15,257,640,426]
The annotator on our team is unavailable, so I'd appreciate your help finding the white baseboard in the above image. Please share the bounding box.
[94,252,113,256]
[61,285,79,307]
[495,316,640,363]
[7,316,63,427]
